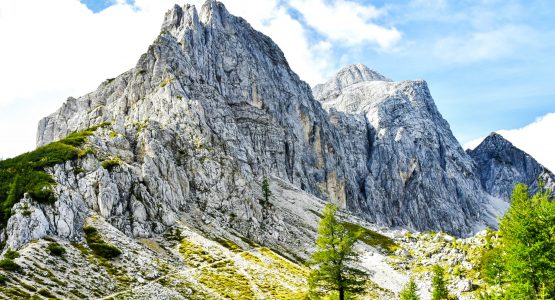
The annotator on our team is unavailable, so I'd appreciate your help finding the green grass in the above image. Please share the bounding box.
[0,122,110,226]
[342,222,399,253]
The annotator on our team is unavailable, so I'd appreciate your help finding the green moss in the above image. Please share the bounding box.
[341,222,399,253]
[47,242,66,256]
[109,131,118,138]
[101,158,121,171]
[0,258,19,271]
[4,249,19,259]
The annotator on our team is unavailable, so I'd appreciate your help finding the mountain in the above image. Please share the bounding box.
[313,64,495,234]
[467,132,555,199]
[0,1,524,298]
[32,1,494,238]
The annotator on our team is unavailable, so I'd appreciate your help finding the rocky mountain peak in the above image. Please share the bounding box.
[468,132,555,199]
[313,64,391,101]
[161,0,231,34]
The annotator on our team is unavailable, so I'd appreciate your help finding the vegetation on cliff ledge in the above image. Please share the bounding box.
[0,122,110,226]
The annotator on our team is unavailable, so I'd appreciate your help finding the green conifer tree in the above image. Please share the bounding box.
[431,265,448,300]
[307,203,367,300]
[499,183,555,298]
[261,176,271,204]
[400,278,420,300]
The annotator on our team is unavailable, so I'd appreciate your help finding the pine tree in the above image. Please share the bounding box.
[307,203,367,300]
[497,184,555,298]
[400,278,419,300]
[261,176,271,204]
[431,265,448,300]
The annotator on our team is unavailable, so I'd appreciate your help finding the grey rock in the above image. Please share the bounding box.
[468,132,555,199]
[456,279,473,293]
[314,65,493,235]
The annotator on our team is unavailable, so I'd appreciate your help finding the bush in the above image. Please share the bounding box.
[83,226,122,259]
[47,243,66,256]
[0,274,7,285]
[88,243,122,259]
[4,249,19,259]
[0,258,19,271]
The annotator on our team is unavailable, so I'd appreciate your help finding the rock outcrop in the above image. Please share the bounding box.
[467,132,555,199]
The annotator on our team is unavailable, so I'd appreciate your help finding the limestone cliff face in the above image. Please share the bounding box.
[13,0,496,257]
[314,65,494,234]
[467,132,555,199]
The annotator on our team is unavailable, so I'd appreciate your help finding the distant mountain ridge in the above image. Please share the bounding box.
[467,132,555,199]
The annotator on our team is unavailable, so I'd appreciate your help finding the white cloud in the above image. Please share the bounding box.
[464,112,555,173]
[0,0,338,159]
[434,25,538,64]
[289,0,401,49]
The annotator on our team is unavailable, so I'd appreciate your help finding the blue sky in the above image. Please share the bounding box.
[283,0,555,144]
[80,0,135,13]
[0,0,553,169]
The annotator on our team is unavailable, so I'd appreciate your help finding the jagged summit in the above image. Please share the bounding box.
[161,0,230,33]
[468,132,555,199]
[313,64,391,102]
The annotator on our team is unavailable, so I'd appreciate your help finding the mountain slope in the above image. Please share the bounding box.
[467,132,555,199]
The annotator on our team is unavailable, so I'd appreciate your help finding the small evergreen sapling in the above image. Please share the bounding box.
[431,265,448,300]
[400,278,420,300]
[261,176,271,204]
